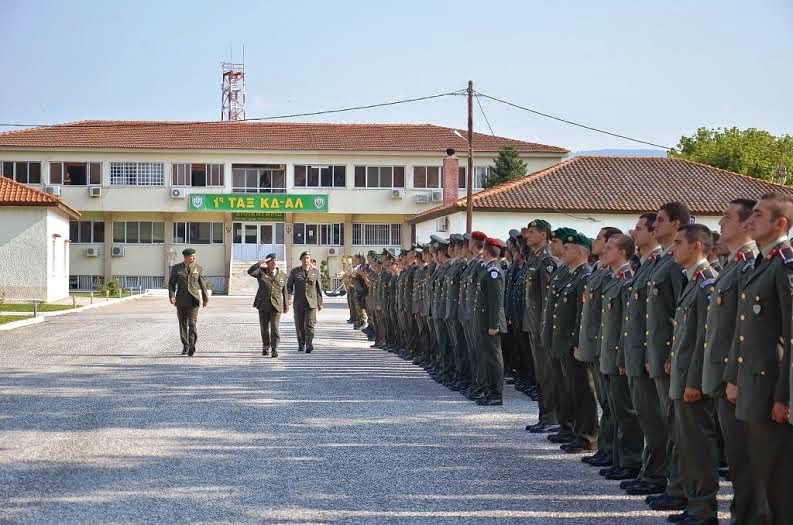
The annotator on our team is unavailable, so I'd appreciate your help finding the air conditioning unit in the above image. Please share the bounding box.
[85,247,99,257]
[45,185,61,196]
[88,186,102,197]
[436,217,449,232]
[170,188,187,199]
[416,194,429,204]
[111,245,125,257]
[431,191,443,202]
[328,247,339,256]
[391,189,405,199]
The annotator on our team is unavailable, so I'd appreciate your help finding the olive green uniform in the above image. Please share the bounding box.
[287,266,323,351]
[248,263,289,351]
[475,259,507,398]
[168,262,209,351]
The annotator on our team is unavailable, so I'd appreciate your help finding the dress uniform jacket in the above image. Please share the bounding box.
[168,262,209,307]
[475,260,507,333]
[248,264,288,312]
[411,265,425,316]
[509,262,528,324]
[525,246,557,334]
[702,243,757,396]
[600,264,633,376]
[669,261,716,400]
[550,263,591,358]
[287,266,323,309]
[646,250,688,378]
[445,258,466,321]
[542,264,570,352]
[621,247,662,375]
[728,239,793,423]
[578,263,612,363]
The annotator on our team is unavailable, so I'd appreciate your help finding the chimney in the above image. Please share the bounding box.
[442,148,459,205]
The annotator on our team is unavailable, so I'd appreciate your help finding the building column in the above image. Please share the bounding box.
[164,213,174,283]
[343,214,353,256]
[103,215,113,284]
[401,217,411,248]
[284,213,294,272]
[224,212,233,290]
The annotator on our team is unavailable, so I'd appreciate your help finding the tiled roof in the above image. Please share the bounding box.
[0,121,568,154]
[408,156,793,224]
[0,176,80,218]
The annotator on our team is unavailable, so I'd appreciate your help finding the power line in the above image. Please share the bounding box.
[476,92,674,150]
[473,90,495,136]
[0,89,467,130]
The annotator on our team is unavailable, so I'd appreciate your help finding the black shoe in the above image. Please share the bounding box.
[187,346,195,356]
[262,347,270,356]
[181,346,188,355]
[588,455,613,467]
[581,451,605,464]
[625,481,666,495]
[476,395,503,406]
[547,432,576,444]
[271,349,278,358]
[561,442,592,454]
[667,511,688,523]
[678,517,717,525]
[649,495,687,511]
[305,346,313,354]
[718,467,730,480]
[353,323,362,329]
[527,422,559,433]
[619,478,642,490]
[298,345,305,352]
[599,466,620,477]
[605,467,639,481]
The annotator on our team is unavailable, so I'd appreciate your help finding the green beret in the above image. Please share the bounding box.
[182,248,196,256]
[553,227,578,241]
[567,233,592,250]
[367,250,377,257]
[528,219,552,231]
[299,251,311,259]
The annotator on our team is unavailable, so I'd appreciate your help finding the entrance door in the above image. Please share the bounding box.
[232,222,285,261]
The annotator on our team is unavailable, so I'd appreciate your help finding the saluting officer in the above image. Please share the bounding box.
[168,247,209,356]
[726,193,793,524]
[248,253,289,357]
[287,251,324,353]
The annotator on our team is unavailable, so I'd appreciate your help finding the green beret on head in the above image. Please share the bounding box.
[182,248,196,256]
[553,227,578,241]
[528,219,552,231]
[367,250,377,257]
[567,232,592,250]
[299,251,311,259]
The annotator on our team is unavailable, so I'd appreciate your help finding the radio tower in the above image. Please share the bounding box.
[221,61,246,121]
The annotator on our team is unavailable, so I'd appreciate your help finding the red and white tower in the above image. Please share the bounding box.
[221,62,246,121]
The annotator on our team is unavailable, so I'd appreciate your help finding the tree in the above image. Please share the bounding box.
[483,145,528,189]
[669,127,793,183]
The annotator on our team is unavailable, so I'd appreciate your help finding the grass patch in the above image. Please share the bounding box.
[0,314,33,325]
[0,304,75,312]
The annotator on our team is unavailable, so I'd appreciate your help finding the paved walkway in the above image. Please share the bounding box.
[0,296,731,524]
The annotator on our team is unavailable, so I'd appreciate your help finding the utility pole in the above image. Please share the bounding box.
[466,80,474,233]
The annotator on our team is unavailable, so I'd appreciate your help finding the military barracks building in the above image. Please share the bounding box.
[0,121,567,295]
[409,156,793,240]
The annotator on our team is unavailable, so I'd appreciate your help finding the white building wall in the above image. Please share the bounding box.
[415,211,722,242]
[45,208,71,301]
[0,207,53,301]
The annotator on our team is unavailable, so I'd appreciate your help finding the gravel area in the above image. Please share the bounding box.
[0,296,732,524]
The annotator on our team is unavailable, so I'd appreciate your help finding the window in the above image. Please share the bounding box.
[353,166,405,188]
[292,223,344,245]
[231,165,286,193]
[1,161,42,184]
[172,163,224,187]
[351,223,401,246]
[293,165,346,188]
[173,222,224,244]
[458,166,491,189]
[413,166,441,189]
[50,162,101,186]
[111,221,165,243]
[68,221,105,243]
[109,162,165,186]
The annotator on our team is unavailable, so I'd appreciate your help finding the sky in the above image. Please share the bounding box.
[1,0,791,152]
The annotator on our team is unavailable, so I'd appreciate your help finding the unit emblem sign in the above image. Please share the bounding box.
[188,193,329,213]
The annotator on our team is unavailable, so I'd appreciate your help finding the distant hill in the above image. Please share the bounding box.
[571,149,667,158]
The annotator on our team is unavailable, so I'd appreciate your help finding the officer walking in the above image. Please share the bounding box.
[168,248,210,356]
[287,251,324,353]
[248,253,289,357]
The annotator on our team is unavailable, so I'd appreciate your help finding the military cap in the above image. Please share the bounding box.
[429,234,443,244]
[528,219,552,231]
[299,251,311,259]
[182,248,196,256]
[471,231,488,242]
[367,250,377,257]
[463,233,471,242]
[450,233,465,244]
[508,229,521,240]
[566,232,592,250]
[485,237,504,249]
[552,227,577,240]
[399,248,408,256]
[437,237,451,246]
[263,252,277,262]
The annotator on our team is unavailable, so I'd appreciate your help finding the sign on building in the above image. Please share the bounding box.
[189,193,328,212]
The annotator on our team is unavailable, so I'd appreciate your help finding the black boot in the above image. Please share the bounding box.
[262,347,270,356]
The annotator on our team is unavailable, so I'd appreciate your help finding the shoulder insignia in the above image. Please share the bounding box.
[778,245,793,264]
[742,261,754,273]
[788,274,793,289]
[581,272,592,279]
[546,265,554,274]
[489,269,499,279]
[699,277,716,289]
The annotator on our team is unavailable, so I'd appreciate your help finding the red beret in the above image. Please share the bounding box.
[485,237,504,249]
[471,231,488,242]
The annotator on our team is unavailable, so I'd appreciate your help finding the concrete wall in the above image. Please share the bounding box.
[0,206,71,301]
[415,211,722,242]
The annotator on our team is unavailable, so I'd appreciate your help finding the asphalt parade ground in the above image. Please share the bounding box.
[0,296,732,524]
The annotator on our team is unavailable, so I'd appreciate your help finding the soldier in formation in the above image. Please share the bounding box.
[341,191,793,525]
